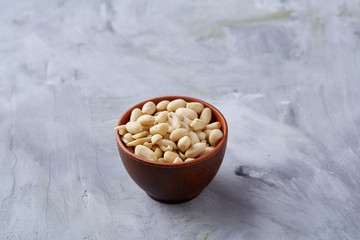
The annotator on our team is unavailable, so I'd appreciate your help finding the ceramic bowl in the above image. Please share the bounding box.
[116,96,228,203]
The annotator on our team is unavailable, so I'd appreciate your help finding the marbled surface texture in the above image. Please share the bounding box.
[1,0,360,239]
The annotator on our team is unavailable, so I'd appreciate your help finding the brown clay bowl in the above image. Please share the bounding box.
[116,96,228,203]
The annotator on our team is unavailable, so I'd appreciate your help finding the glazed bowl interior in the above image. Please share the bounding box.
[116,96,228,166]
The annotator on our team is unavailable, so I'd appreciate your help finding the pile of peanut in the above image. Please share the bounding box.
[115,99,223,163]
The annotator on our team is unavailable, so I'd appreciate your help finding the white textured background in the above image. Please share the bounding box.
[1,0,360,239]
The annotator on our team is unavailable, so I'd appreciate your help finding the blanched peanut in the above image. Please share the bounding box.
[205,121,221,130]
[121,133,133,144]
[188,131,200,146]
[167,99,186,112]
[185,142,206,158]
[170,128,188,142]
[200,107,212,124]
[186,102,204,114]
[180,121,189,130]
[134,145,157,161]
[185,158,195,162]
[157,139,177,150]
[200,139,207,144]
[137,115,155,126]
[156,100,170,111]
[163,151,179,163]
[127,136,151,147]
[204,129,212,141]
[155,111,168,123]
[190,118,206,131]
[150,123,169,136]
[160,145,173,152]
[115,125,127,135]
[130,108,143,122]
[132,131,149,139]
[168,112,181,129]
[209,129,223,146]
[143,142,153,149]
[151,134,163,145]
[126,121,143,134]
[175,112,184,121]
[178,151,186,160]
[182,116,192,126]
[200,146,215,157]
[157,158,165,163]
[154,147,163,158]
[172,157,183,163]
[177,136,191,152]
[166,121,174,133]
[175,108,198,120]
[196,131,206,141]
[142,101,156,115]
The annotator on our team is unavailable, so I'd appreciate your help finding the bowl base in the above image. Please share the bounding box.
[146,192,202,204]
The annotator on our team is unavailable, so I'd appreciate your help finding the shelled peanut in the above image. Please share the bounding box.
[115,99,223,163]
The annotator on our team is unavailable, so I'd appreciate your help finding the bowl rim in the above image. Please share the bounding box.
[116,96,228,168]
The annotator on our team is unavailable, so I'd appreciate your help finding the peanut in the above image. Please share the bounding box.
[205,121,221,130]
[150,123,169,136]
[175,108,197,120]
[209,129,223,146]
[160,145,173,152]
[178,150,186,160]
[143,142,153,149]
[184,158,195,162]
[137,115,155,126]
[186,102,204,114]
[134,145,157,161]
[151,134,163,145]
[167,99,186,112]
[200,146,215,157]
[157,139,177,150]
[156,100,170,111]
[114,125,127,135]
[177,136,191,152]
[196,131,206,141]
[154,147,163,158]
[180,121,189,130]
[188,131,200,146]
[204,129,212,141]
[163,151,180,163]
[154,111,168,123]
[182,116,192,126]
[130,108,143,122]
[209,129,223,147]
[200,107,212,124]
[127,136,151,147]
[169,128,188,142]
[190,118,206,131]
[168,112,181,129]
[121,133,133,144]
[142,101,156,115]
[185,142,206,158]
[132,131,149,139]
[172,157,183,163]
[126,121,143,134]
